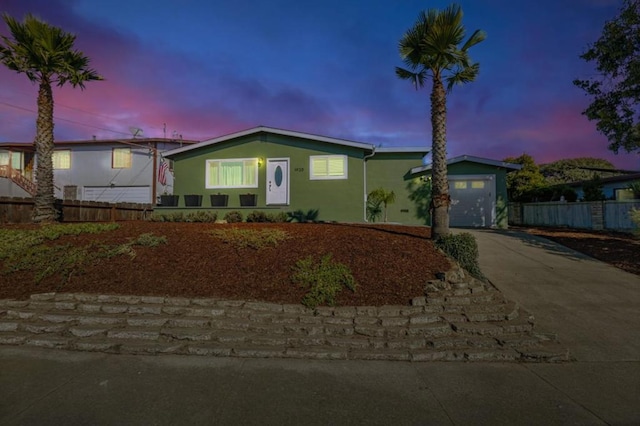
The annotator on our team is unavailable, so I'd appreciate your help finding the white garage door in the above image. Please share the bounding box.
[448,175,495,227]
[83,186,151,204]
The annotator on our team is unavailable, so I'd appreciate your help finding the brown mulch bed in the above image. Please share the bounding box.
[0,222,452,305]
[517,226,640,276]
[1,222,636,305]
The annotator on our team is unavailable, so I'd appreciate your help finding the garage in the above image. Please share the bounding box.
[448,175,495,227]
[408,155,521,228]
[83,186,151,204]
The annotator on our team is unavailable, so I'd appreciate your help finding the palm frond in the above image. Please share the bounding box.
[462,29,487,51]
[446,63,480,92]
[395,66,427,89]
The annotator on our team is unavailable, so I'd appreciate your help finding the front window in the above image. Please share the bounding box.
[309,155,347,180]
[206,158,258,188]
[53,150,71,170]
[112,148,132,168]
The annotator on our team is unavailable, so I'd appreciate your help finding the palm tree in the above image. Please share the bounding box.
[396,4,485,239]
[0,13,102,222]
[368,188,396,222]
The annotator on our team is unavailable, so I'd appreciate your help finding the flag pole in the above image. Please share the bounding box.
[152,143,158,206]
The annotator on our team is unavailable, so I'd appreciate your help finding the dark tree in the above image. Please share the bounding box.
[574,0,640,154]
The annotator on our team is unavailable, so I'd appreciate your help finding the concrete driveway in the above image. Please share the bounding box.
[464,229,640,362]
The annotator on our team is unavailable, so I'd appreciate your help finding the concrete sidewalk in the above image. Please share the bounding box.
[1,229,639,425]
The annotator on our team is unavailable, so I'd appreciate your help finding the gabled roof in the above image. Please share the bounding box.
[164,126,428,157]
[410,154,522,175]
[566,172,640,187]
[376,147,429,154]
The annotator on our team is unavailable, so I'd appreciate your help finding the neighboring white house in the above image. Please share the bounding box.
[0,138,197,204]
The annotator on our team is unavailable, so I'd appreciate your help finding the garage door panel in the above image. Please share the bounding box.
[448,175,495,227]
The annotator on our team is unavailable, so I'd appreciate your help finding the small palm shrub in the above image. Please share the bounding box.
[287,209,319,223]
[291,254,356,308]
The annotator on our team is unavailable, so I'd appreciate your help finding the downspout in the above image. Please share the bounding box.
[363,147,376,222]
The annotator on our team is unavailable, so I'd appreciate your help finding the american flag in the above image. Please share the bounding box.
[158,159,169,186]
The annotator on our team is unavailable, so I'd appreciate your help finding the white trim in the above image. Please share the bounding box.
[410,154,522,175]
[205,157,259,189]
[165,126,375,157]
[309,155,348,180]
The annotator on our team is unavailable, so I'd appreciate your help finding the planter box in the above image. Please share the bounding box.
[160,195,179,207]
[210,194,229,207]
[184,194,203,207]
[239,194,257,207]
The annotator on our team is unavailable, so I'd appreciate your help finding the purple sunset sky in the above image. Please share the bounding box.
[1,0,638,169]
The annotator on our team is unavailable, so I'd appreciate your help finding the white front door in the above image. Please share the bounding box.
[266,158,289,205]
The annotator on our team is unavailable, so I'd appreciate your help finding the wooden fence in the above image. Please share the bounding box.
[0,197,152,223]
[509,201,640,231]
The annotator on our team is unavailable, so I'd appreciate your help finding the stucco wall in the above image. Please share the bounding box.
[366,153,427,225]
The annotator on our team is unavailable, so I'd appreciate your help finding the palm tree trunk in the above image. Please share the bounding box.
[32,79,58,223]
[430,74,450,239]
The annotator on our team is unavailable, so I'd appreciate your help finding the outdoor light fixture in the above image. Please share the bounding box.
[258,157,264,167]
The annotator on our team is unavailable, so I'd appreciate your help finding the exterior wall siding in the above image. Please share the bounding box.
[366,153,427,225]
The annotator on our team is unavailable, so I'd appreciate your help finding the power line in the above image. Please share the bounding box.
[0,100,134,137]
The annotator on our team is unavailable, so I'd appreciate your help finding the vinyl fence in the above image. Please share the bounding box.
[0,197,152,223]
[509,201,640,231]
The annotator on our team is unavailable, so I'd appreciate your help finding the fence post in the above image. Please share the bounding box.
[590,201,604,230]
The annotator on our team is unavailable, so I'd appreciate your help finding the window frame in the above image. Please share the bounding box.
[309,155,348,180]
[53,150,71,170]
[112,147,132,169]
[205,158,259,189]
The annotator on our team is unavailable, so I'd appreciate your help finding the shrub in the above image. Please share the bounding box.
[287,209,319,223]
[184,211,217,223]
[267,212,289,223]
[246,211,268,223]
[132,233,168,247]
[211,228,288,249]
[0,226,166,284]
[291,253,356,309]
[561,186,578,202]
[628,181,640,199]
[630,208,640,235]
[434,232,485,279]
[224,211,243,223]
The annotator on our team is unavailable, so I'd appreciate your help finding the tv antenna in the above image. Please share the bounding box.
[129,127,144,138]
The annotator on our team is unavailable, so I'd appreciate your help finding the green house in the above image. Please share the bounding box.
[409,155,522,228]
[161,127,429,224]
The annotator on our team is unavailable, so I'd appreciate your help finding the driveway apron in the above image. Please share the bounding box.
[463,229,640,362]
